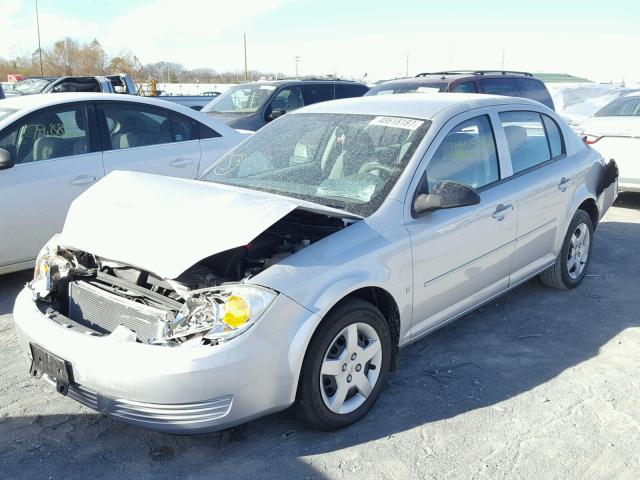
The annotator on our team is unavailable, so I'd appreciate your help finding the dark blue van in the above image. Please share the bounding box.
[202,78,369,131]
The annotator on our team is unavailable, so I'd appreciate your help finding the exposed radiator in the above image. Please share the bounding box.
[68,281,167,343]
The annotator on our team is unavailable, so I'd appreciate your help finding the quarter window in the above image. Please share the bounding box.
[542,115,564,158]
[425,115,499,191]
[0,105,90,164]
[499,111,563,174]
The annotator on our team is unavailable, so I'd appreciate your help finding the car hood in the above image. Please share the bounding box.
[205,112,254,128]
[60,170,360,279]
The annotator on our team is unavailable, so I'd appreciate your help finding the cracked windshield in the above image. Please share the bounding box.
[202,113,430,216]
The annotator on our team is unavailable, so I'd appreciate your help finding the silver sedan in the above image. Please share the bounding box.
[13,93,617,433]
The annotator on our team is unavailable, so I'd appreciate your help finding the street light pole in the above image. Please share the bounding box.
[243,33,248,83]
[294,56,300,77]
[35,0,44,76]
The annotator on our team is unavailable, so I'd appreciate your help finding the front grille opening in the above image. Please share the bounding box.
[66,281,170,343]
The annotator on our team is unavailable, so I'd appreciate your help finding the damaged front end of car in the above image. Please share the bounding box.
[30,208,348,347]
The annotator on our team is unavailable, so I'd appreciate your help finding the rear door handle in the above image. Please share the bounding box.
[557,177,571,191]
[70,175,97,186]
[492,203,513,220]
[170,158,194,168]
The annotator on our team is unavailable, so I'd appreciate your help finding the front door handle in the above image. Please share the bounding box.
[70,175,97,186]
[170,158,194,168]
[557,177,571,191]
[492,203,513,220]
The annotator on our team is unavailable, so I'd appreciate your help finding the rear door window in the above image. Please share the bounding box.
[515,78,554,109]
[500,111,560,173]
[100,102,173,150]
[302,84,335,104]
[170,113,197,142]
[480,78,519,97]
[335,84,369,99]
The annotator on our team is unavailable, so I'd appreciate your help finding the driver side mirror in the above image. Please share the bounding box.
[267,109,285,122]
[0,148,15,170]
[413,180,480,216]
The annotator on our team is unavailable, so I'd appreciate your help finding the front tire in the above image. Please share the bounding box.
[294,298,391,431]
[540,209,594,289]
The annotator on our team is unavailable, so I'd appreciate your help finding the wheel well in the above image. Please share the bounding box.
[343,287,401,371]
[578,199,599,230]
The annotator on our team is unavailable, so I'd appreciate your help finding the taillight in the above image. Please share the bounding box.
[582,133,602,145]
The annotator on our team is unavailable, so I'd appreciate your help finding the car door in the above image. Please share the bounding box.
[195,121,236,175]
[264,86,305,122]
[0,102,104,269]
[497,110,575,284]
[406,112,517,337]
[97,101,200,179]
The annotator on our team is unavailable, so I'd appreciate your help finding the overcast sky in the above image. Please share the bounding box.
[1,0,638,82]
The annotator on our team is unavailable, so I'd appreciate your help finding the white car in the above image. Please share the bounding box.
[0,93,246,274]
[580,92,640,192]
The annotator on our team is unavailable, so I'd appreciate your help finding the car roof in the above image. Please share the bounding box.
[0,92,218,112]
[233,79,367,88]
[0,93,242,137]
[291,92,545,120]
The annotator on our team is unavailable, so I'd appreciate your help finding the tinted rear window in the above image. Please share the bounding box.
[302,84,335,104]
[334,84,369,99]
[367,81,448,96]
[516,78,554,109]
[480,78,519,96]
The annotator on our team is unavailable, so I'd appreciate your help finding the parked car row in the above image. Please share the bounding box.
[11,92,618,434]
[578,91,640,193]
[366,70,556,110]
[5,74,138,96]
[0,93,246,274]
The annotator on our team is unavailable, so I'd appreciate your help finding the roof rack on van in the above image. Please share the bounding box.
[416,70,534,77]
[280,76,355,82]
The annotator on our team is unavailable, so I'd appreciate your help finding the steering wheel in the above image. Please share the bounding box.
[358,162,396,177]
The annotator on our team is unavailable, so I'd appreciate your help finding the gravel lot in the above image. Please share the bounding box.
[1,195,639,480]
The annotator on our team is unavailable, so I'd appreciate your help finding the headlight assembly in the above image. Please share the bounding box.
[32,235,73,300]
[165,284,277,343]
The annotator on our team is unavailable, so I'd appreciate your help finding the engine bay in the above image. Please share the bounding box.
[36,209,350,345]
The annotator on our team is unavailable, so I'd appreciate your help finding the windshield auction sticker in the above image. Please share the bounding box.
[369,116,424,130]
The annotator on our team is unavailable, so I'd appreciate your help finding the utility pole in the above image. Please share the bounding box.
[294,56,301,77]
[405,52,409,77]
[500,48,505,71]
[243,33,248,83]
[35,0,44,76]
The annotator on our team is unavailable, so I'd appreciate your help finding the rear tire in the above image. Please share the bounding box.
[294,298,391,431]
[540,209,593,289]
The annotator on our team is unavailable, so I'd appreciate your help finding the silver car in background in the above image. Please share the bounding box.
[13,94,617,433]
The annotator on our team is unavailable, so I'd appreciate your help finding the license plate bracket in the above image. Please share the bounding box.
[29,343,73,396]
